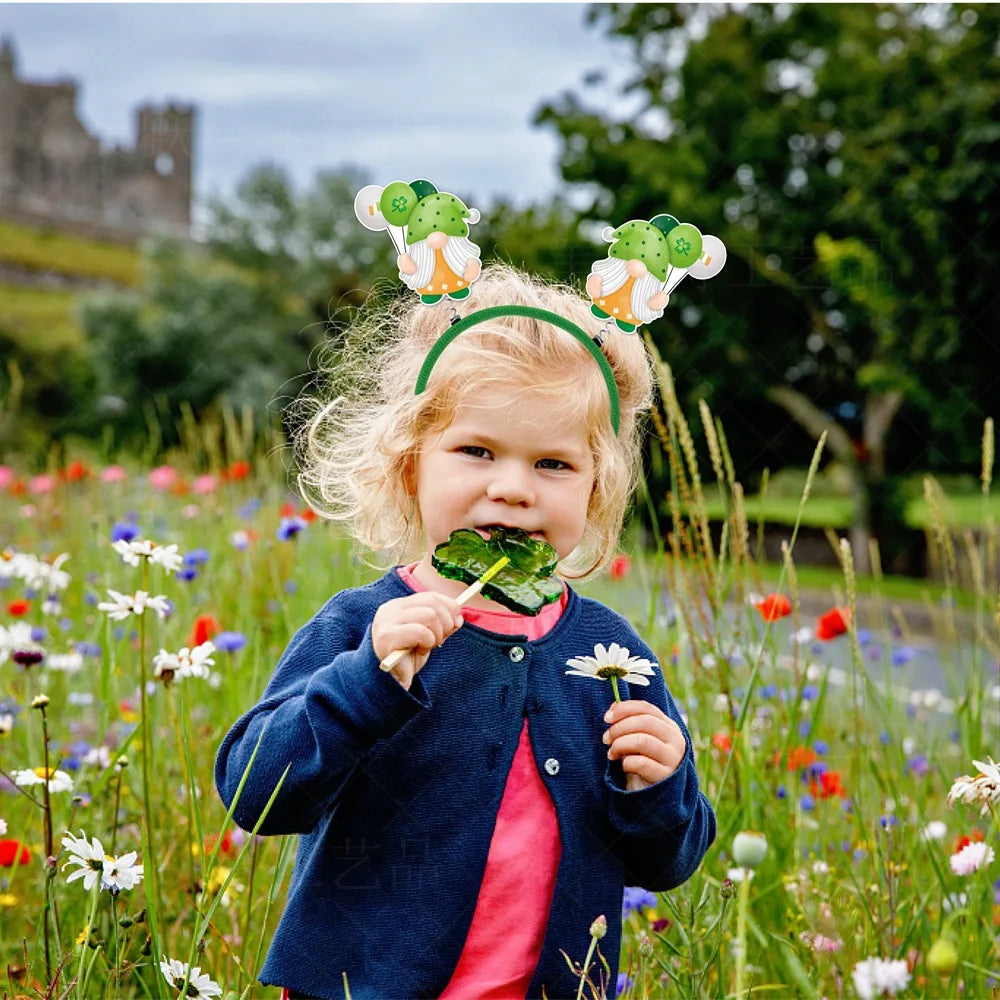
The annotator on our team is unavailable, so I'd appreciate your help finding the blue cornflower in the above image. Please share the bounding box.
[622,886,657,919]
[814,740,829,755]
[30,626,46,642]
[110,521,139,542]
[801,684,819,701]
[857,628,871,646]
[61,755,81,772]
[776,785,787,799]
[807,761,828,780]
[616,973,634,998]
[879,731,891,746]
[905,703,917,718]
[76,641,101,658]
[239,497,262,520]
[907,753,930,777]
[214,631,247,653]
[891,646,915,667]
[798,720,811,738]
[184,548,210,566]
[176,567,198,582]
[799,794,815,812]
[880,814,898,830]
[277,516,307,541]
[760,683,777,699]
[59,617,73,632]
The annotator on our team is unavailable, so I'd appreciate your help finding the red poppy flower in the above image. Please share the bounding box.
[188,614,221,647]
[811,771,847,799]
[203,830,235,858]
[300,508,318,523]
[815,607,850,641]
[782,746,817,772]
[61,460,90,482]
[755,593,791,622]
[6,600,30,617]
[953,829,985,854]
[711,731,732,754]
[226,460,252,481]
[609,554,631,580]
[0,840,30,866]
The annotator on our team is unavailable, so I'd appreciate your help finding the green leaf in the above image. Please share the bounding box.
[431,528,563,615]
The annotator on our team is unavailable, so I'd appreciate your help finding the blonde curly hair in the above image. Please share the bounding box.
[294,263,653,578]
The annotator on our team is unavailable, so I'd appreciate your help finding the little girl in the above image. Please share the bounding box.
[215,264,716,1000]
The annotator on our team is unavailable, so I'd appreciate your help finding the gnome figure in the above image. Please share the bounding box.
[393,183,482,304]
[587,215,702,332]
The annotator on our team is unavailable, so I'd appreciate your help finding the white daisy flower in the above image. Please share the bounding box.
[97,589,170,621]
[153,641,216,684]
[852,957,910,999]
[947,758,1000,816]
[0,819,6,836]
[565,643,657,686]
[726,867,755,883]
[159,956,222,999]
[83,746,112,769]
[792,627,814,645]
[101,851,143,894]
[112,539,183,573]
[61,831,107,891]
[13,767,74,793]
[46,651,84,673]
[16,553,71,593]
[920,820,947,841]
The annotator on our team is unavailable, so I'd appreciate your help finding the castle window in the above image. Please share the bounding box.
[155,152,174,177]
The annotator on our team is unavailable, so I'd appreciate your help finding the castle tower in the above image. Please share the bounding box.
[0,37,18,207]
[135,103,195,227]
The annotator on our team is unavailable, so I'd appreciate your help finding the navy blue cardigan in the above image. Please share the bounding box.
[215,570,715,999]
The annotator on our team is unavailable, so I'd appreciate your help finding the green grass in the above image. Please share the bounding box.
[0,218,141,286]
[0,281,84,352]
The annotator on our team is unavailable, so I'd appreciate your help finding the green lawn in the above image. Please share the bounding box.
[0,281,84,353]
[0,218,141,285]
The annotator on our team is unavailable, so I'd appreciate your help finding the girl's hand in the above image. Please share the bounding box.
[372,592,463,691]
[602,700,687,791]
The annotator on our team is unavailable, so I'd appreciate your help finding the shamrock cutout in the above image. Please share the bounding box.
[673,237,692,256]
[391,195,408,214]
[432,528,563,615]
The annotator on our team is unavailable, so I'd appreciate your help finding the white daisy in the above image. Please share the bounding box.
[46,651,84,673]
[111,539,183,573]
[83,746,112,769]
[153,641,216,683]
[101,851,143,894]
[159,956,223,999]
[920,820,948,841]
[565,643,657,686]
[13,767,74,793]
[852,957,910,999]
[16,553,71,593]
[97,589,170,621]
[947,758,1000,816]
[61,831,107,891]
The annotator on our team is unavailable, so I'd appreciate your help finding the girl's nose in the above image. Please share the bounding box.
[485,463,535,505]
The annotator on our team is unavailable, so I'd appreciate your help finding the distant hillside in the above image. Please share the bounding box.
[0,217,142,353]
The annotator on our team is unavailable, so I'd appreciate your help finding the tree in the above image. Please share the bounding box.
[536,3,1000,571]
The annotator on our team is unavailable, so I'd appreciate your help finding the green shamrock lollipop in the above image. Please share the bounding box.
[432,527,563,616]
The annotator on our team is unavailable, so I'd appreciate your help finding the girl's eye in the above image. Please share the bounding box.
[537,458,571,471]
[459,445,491,459]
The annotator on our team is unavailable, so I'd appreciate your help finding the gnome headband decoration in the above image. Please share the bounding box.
[354,179,483,305]
[587,215,727,332]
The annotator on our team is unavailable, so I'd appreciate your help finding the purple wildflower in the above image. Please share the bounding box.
[891,647,915,667]
[622,886,657,918]
[277,516,307,541]
[214,631,247,653]
[184,548,210,566]
[110,521,139,543]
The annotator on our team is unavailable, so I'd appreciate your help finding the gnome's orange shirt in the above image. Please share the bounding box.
[418,248,469,296]
[593,275,639,325]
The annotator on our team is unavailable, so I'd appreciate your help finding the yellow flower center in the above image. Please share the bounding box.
[596,665,629,680]
[32,766,54,779]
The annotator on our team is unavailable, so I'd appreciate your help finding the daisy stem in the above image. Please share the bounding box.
[137,566,164,998]
[38,701,53,986]
[76,882,100,1000]
[734,872,750,1000]
[611,677,622,703]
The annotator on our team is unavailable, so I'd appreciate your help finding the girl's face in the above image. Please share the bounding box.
[410,386,596,574]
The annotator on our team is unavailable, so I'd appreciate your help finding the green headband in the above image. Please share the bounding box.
[414,305,621,434]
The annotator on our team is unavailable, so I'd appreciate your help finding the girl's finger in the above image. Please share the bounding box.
[604,714,677,748]
[608,731,684,769]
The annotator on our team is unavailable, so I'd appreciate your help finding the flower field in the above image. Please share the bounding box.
[0,416,996,999]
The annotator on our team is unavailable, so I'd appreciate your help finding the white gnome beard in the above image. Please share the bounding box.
[591,255,629,295]
[443,235,481,276]
[630,272,668,324]
[401,239,436,290]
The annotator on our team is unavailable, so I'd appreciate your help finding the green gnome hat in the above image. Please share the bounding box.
[607,219,672,282]
[405,192,476,245]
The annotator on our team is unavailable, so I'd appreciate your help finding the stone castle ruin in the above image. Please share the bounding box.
[0,37,194,239]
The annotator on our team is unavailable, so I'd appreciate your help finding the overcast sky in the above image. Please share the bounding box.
[0,3,637,210]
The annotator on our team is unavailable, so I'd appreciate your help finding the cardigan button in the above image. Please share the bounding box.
[544,758,560,775]
[508,646,525,663]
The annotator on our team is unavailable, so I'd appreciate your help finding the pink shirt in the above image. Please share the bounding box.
[399,565,565,1000]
